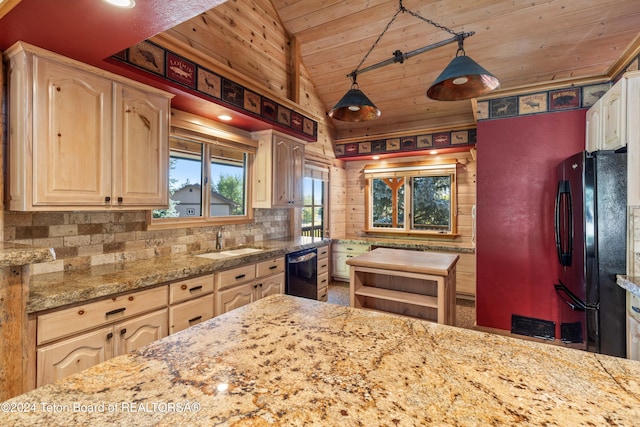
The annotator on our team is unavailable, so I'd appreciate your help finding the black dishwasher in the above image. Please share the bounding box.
[286,248,318,300]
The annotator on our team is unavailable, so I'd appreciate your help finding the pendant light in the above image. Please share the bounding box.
[426,37,500,101]
[328,1,499,121]
[327,74,381,121]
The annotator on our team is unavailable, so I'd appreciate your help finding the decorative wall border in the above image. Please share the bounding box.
[477,52,640,122]
[334,129,476,159]
[112,40,318,142]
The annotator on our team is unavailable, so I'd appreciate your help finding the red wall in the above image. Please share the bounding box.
[476,110,586,337]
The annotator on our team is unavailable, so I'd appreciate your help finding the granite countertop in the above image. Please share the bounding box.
[2,295,639,426]
[332,237,475,254]
[27,237,329,314]
[0,242,56,268]
[617,275,640,298]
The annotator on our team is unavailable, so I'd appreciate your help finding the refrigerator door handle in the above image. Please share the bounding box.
[554,180,573,267]
[554,281,587,311]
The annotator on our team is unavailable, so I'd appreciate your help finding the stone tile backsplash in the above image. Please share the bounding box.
[4,209,291,274]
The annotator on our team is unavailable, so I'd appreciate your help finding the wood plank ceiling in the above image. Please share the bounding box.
[269,0,640,140]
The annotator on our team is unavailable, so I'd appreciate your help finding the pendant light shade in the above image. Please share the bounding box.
[427,54,500,101]
[328,83,381,122]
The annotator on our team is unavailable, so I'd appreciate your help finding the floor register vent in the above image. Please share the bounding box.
[511,314,555,340]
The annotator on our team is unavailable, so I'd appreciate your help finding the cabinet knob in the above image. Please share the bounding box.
[117,197,123,203]
[105,196,111,202]
[181,284,188,290]
[120,328,127,336]
[106,332,113,340]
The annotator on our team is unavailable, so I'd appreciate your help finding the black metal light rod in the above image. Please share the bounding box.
[347,31,475,79]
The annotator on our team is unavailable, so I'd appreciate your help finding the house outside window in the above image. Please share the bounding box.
[364,160,458,237]
[302,163,329,238]
[151,111,256,227]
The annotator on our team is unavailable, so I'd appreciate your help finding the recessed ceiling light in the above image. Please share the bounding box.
[218,114,232,121]
[103,0,136,9]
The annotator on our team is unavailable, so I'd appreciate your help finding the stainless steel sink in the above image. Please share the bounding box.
[196,247,263,260]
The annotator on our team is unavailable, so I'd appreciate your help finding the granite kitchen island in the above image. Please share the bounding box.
[1,294,639,426]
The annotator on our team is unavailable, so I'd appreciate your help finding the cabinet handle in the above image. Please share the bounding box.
[253,284,258,289]
[105,196,111,202]
[269,265,278,270]
[235,274,246,280]
[189,285,203,292]
[320,278,328,284]
[106,307,126,316]
[321,264,327,268]
[188,316,203,324]
[117,197,123,203]
[120,328,127,336]
[106,332,113,340]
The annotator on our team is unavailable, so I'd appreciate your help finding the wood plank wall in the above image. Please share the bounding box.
[163,0,337,157]
[333,151,477,296]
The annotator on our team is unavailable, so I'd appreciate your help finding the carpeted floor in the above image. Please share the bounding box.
[328,281,476,330]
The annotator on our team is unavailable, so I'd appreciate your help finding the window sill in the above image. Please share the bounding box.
[363,229,460,240]
[146,213,254,230]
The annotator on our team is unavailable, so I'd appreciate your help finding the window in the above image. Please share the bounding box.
[151,111,256,227]
[302,163,329,238]
[364,160,457,236]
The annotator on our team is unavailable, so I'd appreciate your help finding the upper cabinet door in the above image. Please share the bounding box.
[113,83,169,207]
[602,78,626,151]
[33,57,112,206]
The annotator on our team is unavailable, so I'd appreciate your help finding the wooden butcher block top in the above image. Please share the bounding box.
[346,247,459,276]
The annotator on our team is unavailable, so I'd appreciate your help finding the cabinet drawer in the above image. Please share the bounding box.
[317,257,329,275]
[317,285,328,302]
[37,286,168,345]
[317,245,329,259]
[216,265,256,290]
[169,274,214,304]
[318,272,329,290]
[169,294,214,334]
[256,257,284,278]
[334,243,370,255]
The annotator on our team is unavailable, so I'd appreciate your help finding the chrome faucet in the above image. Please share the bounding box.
[216,230,222,250]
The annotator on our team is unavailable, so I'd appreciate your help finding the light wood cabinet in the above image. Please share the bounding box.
[317,244,330,302]
[252,129,305,208]
[4,41,172,211]
[168,274,215,334]
[625,73,640,207]
[215,257,285,315]
[36,309,167,387]
[585,101,601,153]
[601,79,625,151]
[169,294,215,334]
[35,286,168,386]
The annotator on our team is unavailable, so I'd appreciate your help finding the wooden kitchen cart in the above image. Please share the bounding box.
[347,248,459,325]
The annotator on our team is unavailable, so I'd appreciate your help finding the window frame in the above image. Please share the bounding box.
[364,160,458,238]
[148,110,257,229]
[301,162,329,238]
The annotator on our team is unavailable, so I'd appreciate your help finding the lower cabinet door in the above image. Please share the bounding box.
[256,273,284,299]
[114,309,168,356]
[216,283,256,315]
[169,294,214,334]
[36,326,114,387]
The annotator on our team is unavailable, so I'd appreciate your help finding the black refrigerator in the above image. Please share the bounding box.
[554,150,627,357]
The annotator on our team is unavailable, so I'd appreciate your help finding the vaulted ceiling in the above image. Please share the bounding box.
[2,0,639,142]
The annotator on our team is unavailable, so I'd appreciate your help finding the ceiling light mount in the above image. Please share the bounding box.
[328,0,499,122]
